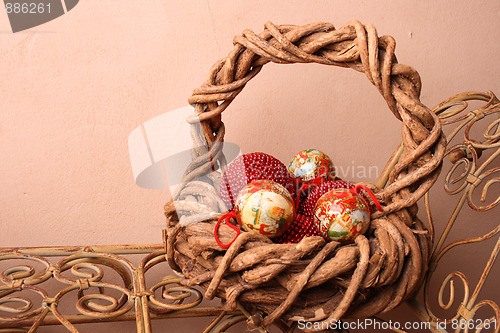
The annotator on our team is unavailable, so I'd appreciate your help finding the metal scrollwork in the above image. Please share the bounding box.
[406,91,500,333]
[0,245,226,332]
[140,251,203,313]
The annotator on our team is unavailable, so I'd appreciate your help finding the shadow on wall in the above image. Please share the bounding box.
[128,105,241,222]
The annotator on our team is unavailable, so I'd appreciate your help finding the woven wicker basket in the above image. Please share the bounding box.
[164,21,446,329]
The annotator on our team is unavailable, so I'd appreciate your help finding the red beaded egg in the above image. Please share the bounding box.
[220,152,293,209]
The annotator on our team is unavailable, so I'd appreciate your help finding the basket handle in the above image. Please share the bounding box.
[187,21,446,216]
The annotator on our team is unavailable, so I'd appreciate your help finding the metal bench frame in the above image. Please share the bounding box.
[1,91,499,333]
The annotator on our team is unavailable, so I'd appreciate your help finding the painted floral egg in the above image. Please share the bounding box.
[313,188,371,242]
[288,149,335,183]
[234,179,295,238]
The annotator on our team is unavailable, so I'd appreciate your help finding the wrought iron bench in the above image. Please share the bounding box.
[1,91,498,332]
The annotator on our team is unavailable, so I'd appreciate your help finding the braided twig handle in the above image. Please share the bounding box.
[187,21,445,216]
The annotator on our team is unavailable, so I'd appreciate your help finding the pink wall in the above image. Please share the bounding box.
[0,0,498,331]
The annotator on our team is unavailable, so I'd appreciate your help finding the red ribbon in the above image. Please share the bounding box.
[294,182,309,212]
[350,184,383,212]
[214,211,240,249]
[293,176,325,212]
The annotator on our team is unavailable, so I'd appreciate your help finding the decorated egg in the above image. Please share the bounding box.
[288,149,335,183]
[313,187,371,242]
[234,179,294,238]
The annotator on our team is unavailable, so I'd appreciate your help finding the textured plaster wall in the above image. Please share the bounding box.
[0,0,498,331]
